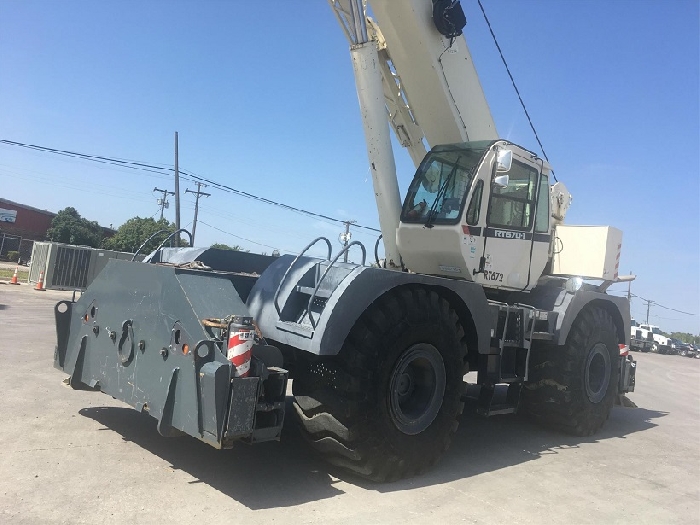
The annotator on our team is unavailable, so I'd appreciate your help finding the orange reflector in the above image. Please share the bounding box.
[182,344,189,355]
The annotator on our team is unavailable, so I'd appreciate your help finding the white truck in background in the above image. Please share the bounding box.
[639,323,675,354]
[629,319,653,352]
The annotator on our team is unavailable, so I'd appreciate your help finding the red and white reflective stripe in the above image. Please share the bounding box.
[228,328,254,377]
[619,344,629,357]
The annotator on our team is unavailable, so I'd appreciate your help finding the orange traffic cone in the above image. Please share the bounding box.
[9,266,20,285]
[34,271,46,291]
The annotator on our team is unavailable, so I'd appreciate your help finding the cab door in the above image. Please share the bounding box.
[468,157,549,291]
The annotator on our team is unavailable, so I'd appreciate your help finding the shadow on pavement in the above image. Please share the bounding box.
[80,402,341,510]
[80,397,667,509]
[356,402,667,492]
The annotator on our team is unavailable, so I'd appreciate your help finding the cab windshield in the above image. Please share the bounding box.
[401,141,493,224]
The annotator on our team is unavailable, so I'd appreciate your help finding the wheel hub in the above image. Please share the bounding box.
[396,372,414,397]
[388,343,446,435]
[584,342,611,404]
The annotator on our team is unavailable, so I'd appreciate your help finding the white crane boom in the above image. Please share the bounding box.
[329,0,404,267]
[329,0,499,268]
[332,0,498,168]
[368,0,498,156]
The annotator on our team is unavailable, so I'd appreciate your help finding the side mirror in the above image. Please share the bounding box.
[496,149,513,173]
[494,174,509,188]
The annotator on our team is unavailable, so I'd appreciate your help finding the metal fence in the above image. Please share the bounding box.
[0,233,20,257]
[0,234,35,262]
[29,242,140,290]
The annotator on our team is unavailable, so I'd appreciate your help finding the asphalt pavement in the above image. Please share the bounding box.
[0,283,698,524]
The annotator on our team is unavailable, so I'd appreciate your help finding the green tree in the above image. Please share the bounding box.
[46,207,103,248]
[103,217,188,254]
[671,331,700,344]
[210,242,248,252]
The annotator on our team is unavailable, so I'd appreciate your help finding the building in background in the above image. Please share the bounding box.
[0,198,55,261]
[0,198,115,261]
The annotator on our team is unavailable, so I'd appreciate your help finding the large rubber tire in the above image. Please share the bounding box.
[292,286,468,482]
[521,307,619,436]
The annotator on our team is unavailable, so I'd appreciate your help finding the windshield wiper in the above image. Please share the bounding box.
[425,157,461,228]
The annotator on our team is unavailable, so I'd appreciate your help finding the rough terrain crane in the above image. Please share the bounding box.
[54,0,636,482]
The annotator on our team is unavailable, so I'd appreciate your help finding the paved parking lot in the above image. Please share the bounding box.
[1,283,698,524]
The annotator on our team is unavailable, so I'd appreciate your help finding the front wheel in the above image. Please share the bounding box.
[293,287,468,482]
[521,307,620,436]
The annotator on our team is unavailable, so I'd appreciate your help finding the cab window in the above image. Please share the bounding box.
[534,174,550,233]
[487,161,538,230]
[466,180,484,225]
[401,142,491,224]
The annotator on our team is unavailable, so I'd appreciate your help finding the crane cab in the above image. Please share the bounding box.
[396,140,552,291]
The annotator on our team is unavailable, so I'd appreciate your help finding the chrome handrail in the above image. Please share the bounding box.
[273,237,332,316]
[307,241,366,328]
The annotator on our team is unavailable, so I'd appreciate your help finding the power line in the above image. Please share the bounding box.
[630,293,695,324]
[0,139,180,179]
[153,187,175,221]
[185,182,210,245]
[1,138,382,233]
[197,220,289,253]
[340,220,357,263]
[477,0,555,181]
[1,152,368,250]
[631,294,695,316]
[178,166,381,233]
[0,166,156,206]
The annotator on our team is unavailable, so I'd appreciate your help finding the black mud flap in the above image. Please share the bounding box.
[619,355,636,394]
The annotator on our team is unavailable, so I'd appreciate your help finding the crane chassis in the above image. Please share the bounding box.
[54,0,636,482]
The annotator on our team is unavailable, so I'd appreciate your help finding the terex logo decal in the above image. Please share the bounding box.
[493,229,526,240]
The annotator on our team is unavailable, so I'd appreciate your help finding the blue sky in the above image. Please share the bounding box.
[1,0,698,334]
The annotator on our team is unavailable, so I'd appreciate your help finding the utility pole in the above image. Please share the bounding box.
[634,296,655,324]
[185,182,210,246]
[339,220,357,263]
[634,294,694,325]
[153,187,175,220]
[645,299,653,325]
[174,131,180,247]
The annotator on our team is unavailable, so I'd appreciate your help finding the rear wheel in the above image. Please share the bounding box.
[521,307,619,436]
[293,286,468,482]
